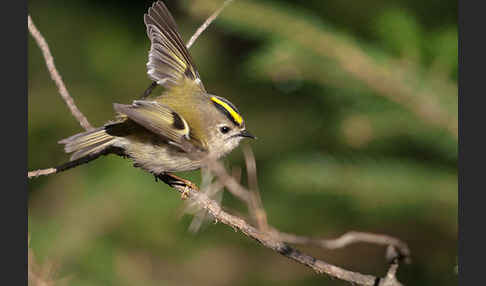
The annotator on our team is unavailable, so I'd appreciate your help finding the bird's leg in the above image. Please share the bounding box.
[140,81,158,99]
[156,173,199,200]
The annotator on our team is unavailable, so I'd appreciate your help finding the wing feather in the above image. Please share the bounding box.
[113,101,192,150]
[144,1,205,91]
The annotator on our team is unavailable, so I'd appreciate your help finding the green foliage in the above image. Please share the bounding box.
[373,8,423,61]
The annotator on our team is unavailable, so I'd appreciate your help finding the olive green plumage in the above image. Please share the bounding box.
[58,0,254,175]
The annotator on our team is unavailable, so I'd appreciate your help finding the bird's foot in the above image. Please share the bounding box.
[156,173,199,200]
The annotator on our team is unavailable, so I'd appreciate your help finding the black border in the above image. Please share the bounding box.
[458,0,481,285]
[4,0,28,284]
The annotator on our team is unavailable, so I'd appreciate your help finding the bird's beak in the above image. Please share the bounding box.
[239,130,256,139]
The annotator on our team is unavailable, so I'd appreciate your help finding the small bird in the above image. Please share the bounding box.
[57,1,255,188]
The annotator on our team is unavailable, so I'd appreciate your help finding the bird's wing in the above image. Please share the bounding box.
[144,1,205,92]
[113,100,199,152]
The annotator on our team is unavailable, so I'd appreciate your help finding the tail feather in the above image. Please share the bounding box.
[59,127,117,161]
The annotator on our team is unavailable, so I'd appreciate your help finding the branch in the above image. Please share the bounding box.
[28,168,57,179]
[186,0,235,49]
[28,15,93,131]
[274,230,410,262]
[243,148,410,259]
[378,256,403,286]
[242,145,269,231]
[201,151,410,259]
[166,172,403,286]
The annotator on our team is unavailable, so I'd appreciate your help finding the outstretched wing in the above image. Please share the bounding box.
[144,1,205,92]
[113,100,196,151]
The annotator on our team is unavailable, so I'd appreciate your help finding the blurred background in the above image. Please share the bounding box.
[28,0,457,285]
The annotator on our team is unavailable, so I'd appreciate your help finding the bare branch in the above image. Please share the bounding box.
[274,230,410,262]
[186,0,235,49]
[166,175,402,286]
[242,145,268,231]
[204,155,252,203]
[200,150,410,258]
[28,168,57,179]
[203,148,411,259]
[28,15,93,131]
[190,155,407,284]
[376,255,403,286]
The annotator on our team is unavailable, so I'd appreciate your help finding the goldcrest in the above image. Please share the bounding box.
[58,1,254,183]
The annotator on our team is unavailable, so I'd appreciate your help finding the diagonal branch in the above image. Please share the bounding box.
[205,148,410,260]
[186,0,235,49]
[28,15,93,131]
[167,175,403,286]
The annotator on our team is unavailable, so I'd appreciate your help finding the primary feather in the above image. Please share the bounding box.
[144,0,205,92]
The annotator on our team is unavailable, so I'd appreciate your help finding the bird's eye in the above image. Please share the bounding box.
[219,126,231,134]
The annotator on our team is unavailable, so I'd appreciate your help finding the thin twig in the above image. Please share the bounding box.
[274,230,410,262]
[185,167,223,233]
[186,0,235,49]
[204,155,252,203]
[242,145,268,231]
[28,168,57,178]
[28,15,93,131]
[377,256,403,286]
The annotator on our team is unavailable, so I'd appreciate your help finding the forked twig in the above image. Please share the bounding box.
[166,173,403,286]
[202,152,410,260]
[274,230,410,261]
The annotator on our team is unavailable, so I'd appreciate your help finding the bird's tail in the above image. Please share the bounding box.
[58,127,118,161]
[53,127,120,174]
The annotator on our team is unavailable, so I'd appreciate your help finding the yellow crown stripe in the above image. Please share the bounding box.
[211,97,243,126]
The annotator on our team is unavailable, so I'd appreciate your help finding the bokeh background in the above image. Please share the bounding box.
[28,0,457,285]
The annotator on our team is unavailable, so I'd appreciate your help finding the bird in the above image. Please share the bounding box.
[57,0,255,190]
